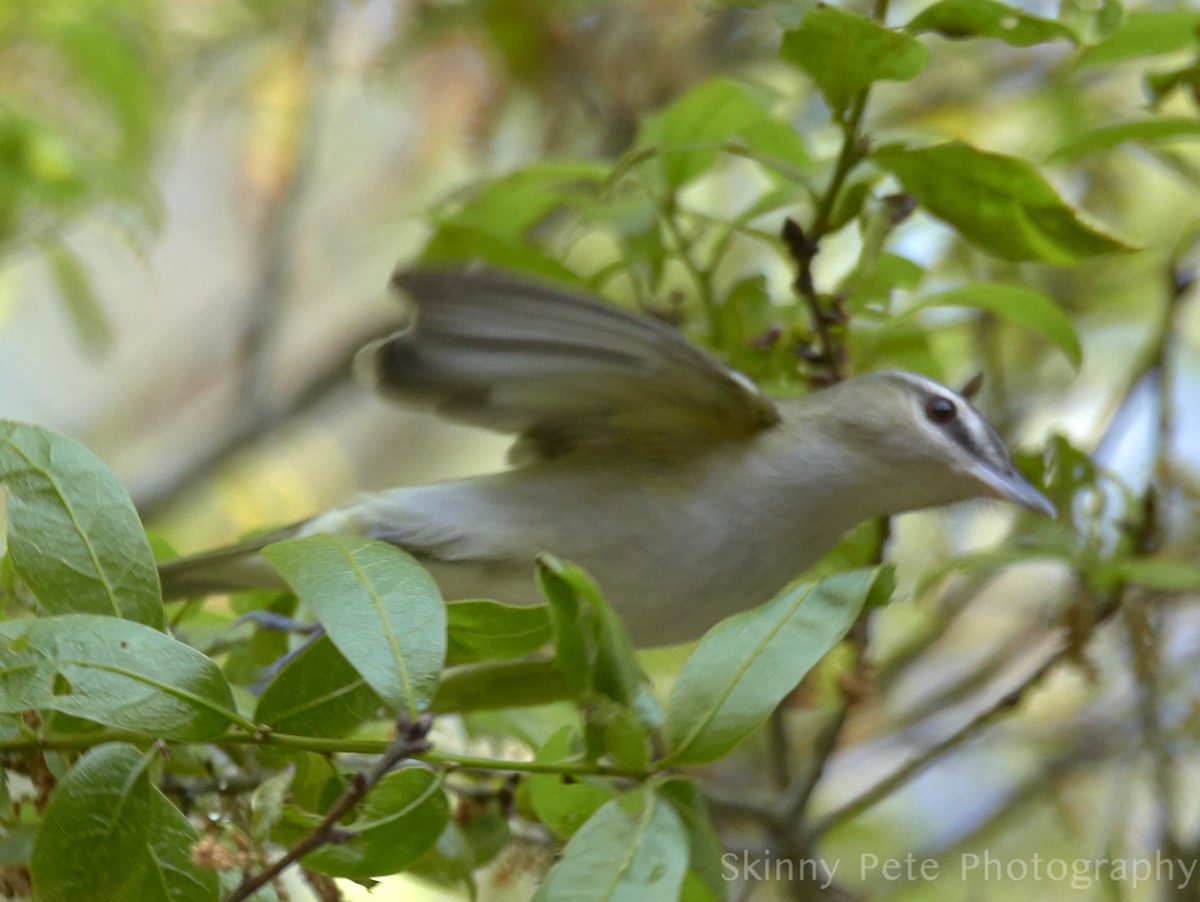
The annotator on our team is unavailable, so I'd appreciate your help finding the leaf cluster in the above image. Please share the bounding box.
[6,0,1200,899]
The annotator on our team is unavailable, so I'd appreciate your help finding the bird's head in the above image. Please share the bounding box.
[813,370,1055,518]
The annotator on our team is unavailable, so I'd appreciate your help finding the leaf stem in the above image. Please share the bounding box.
[784,0,890,385]
[0,726,653,780]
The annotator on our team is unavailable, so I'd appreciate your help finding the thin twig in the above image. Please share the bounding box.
[224,712,434,902]
[803,650,1060,841]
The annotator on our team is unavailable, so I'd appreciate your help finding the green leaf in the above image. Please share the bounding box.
[251,767,294,844]
[446,599,553,665]
[1146,63,1200,106]
[663,568,884,765]
[528,726,617,839]
[255,634,382,738]
[262,535,446,716]
[0,421,162,627]
[780,7,927,112]
[1060,0,1123,44]
[283,767,448,880]
[636,78,804,189]
[1102,558,1200,592]
[874,142,1130,263]
[421,223,585,284]
[595,701,650,773]
[30,743,219,902]
[907,0,1077,47]
[1078,11,1200,66]
[432,658,575,712]
[39,236,113,353]
[539,558,592,694]
[916,548,1063,595]
[406,805,510,892]
[533,788,689,902]
[850,316,943,377]
[445,160,609,244]
[657,779,727,900]
[0,614,240,740]
[912,284,1083,369]
[1049,118,1200,162]
[538,556,660,728]
[846,252,925,312]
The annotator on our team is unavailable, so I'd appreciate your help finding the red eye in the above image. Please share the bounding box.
[925,396,957,425]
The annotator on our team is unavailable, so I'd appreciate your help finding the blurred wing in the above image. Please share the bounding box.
[357,267,779,461]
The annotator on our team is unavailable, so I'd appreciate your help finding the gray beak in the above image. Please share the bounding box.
[967,461,1057,518]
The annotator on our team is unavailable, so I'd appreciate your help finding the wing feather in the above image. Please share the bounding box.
[357,267,779,460]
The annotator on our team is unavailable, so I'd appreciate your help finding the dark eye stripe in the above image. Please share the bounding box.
[942,407,1010,468]
[921,390,983,452]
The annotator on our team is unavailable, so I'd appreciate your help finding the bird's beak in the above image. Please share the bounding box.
[967,461,1057,518]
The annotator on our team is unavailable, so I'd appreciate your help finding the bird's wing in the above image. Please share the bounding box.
[357,267,780,461]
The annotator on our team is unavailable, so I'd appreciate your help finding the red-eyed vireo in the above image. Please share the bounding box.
[159,268,1055,646]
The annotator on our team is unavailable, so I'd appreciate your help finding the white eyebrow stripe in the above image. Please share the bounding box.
[877,369,1013,466]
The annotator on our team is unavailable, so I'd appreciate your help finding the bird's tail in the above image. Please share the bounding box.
[157,523,301,600]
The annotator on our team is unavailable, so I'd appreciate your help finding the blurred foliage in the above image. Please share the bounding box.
[3,0,1200,901]
[0,0,165,348]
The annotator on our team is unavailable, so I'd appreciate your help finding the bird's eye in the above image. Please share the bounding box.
[925,396,957,425]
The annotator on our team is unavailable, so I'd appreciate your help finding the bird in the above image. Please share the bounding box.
[158,267,1055,647]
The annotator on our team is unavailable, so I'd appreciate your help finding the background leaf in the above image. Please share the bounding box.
[1048,118,1200,162]
[636,78,808,189]
[911,284,1083,369]
[780,7,927,111]
[1077,10,1200,66]
[874,141,1130,263]
[907,0,1077,47]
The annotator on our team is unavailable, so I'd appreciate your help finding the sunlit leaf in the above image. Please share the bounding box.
[636,78,809,188]
[912,283,1083,368]
[444,161,609,243]
[1049,118,1200,162]
[780,7,927,112]
[874,141,1130,263]
[1077,10,1200,66]
[908,0,1077,46]
[421,224,585,284]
